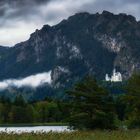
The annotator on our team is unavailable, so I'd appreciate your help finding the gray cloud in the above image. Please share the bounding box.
[0,0,140,46]
[0,0,50,24]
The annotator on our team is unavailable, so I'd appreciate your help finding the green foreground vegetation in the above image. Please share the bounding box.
[0,122,68,127]
[0,130,139,140]
[0,73,140,130]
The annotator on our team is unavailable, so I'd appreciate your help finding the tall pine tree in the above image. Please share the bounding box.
[67,76,116,130]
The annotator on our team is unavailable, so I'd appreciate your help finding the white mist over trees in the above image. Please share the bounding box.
[0,71,52,90]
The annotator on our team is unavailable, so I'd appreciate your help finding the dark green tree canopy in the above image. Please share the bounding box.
[67,76,116,130]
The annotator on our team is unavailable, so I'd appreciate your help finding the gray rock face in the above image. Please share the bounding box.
[0,11,140,91]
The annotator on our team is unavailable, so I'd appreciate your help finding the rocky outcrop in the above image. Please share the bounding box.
[0,11,140,91]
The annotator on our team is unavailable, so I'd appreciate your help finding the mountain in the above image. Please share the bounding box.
[0,11,140,99]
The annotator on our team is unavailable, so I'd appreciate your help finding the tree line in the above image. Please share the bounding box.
[67,73,140,130]
[0,96,65,124]
[0,73,139,130]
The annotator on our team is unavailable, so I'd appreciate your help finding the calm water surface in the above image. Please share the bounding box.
[0,126,70,133]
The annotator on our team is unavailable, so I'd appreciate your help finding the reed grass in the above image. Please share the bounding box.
[0,130,139,140]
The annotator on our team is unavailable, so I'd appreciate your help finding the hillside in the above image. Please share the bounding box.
[0,11,140,99]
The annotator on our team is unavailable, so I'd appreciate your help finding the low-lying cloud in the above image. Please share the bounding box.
[0,71,52,90]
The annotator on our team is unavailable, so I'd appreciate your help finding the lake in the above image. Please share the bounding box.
[0,126,70,134]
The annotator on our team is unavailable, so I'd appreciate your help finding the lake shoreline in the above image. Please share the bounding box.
[0,123,68,127]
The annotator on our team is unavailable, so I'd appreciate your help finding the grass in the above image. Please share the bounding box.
[0,130,139,140]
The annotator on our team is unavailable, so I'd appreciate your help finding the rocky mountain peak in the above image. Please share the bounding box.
[102,10,114,16]
[0,11,139,88]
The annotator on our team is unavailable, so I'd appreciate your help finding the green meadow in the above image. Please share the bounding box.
[0,130,139,140]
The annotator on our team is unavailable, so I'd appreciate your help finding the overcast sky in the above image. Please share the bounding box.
[0,0,140,46]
